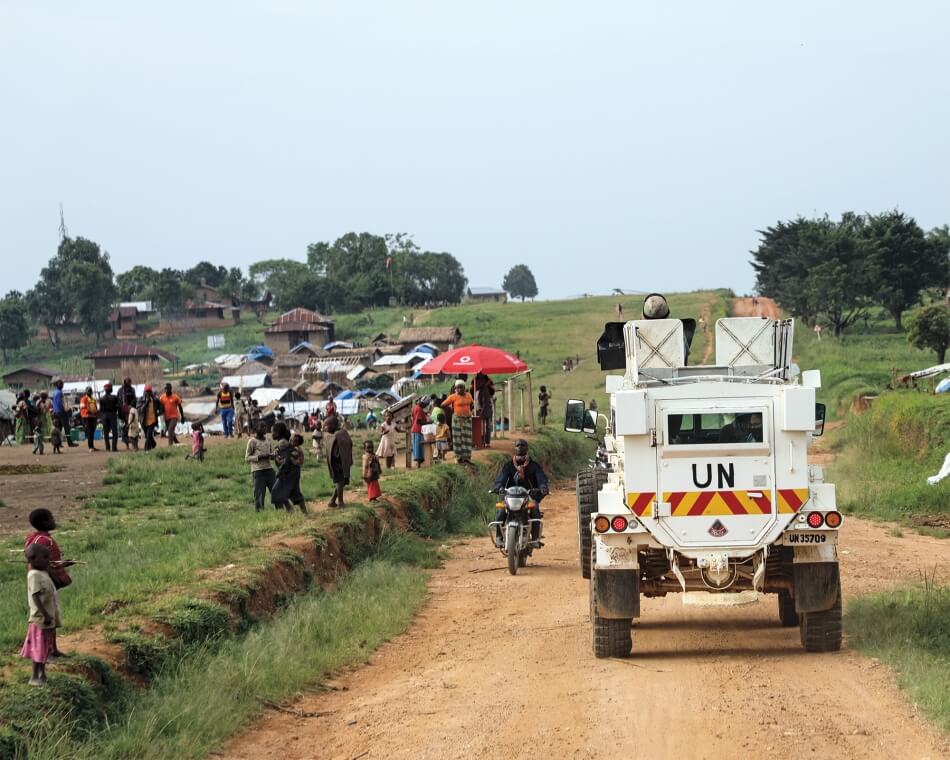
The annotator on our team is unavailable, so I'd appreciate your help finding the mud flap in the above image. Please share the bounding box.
[595,570,640,619]
[794,562,839,613]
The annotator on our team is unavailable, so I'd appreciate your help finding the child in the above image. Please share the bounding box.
[32,425,45,455]
[50,421,63,454]
[435,418,451,461]
[187,422,206,462]
[538,385,551,426]
[272,424,307,513]
[245,421,275,512]
[126,406,142,451]
[362,440,382,502]
[21,543,60,686]
[25,508,73,659]
[311,418,323,462]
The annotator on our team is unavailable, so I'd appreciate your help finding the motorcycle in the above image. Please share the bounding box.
[488,486,544,576]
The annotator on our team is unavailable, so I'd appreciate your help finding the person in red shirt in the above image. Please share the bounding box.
[410,398,431,468]
[160,383,185,446]
[25,509,74,658]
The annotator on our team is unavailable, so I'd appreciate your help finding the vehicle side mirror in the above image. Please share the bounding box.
[813,403,826,437]
[564,399,587,433]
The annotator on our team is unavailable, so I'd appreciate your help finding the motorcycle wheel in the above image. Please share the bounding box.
[518,550,528,568]
[506,523,520,576]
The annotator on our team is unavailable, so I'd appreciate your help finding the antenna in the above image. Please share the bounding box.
[58,203,68,241]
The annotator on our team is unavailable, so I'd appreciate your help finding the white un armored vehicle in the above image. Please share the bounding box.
[565,298,841,658]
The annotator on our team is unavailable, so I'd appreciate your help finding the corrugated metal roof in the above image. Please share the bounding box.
[85,342,178,361]
[264,320,332,334]
[1,366,58,379]
[373,352,433,368]
[274,308,334,325]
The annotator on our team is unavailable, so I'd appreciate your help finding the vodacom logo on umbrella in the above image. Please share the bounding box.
[456,355,474,365]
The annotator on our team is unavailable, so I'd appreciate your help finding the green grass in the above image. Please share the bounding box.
[18,560,429,760]
[847,575,950,733]
[827,392,949,523]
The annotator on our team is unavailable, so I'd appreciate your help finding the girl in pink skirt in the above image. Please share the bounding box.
[22,543,60,686]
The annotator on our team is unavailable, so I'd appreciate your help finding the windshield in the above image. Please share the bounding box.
[668,411,764,445]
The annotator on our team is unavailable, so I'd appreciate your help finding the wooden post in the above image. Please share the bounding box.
[519,386,525,432]
[526,369,536,432]
[506,379,513,440]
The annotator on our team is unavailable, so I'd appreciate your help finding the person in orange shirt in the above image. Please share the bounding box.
[78,386,99,452]
[442,379,474,463]
[159,383,185,446]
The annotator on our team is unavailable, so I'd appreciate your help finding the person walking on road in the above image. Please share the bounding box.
[160,383,184,446]
[442,380,474,464]
[325,415,353,508]
[216,383,236,438]
[79,387,99,451]
[137,385,161,451]
[245,421,275,511]
[98,383,120,452]
[118,378,137,448]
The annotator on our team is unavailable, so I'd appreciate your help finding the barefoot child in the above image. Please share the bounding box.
[25,509,73,658]
[187,422,206,461]
[32,424,44,455]
[126,406,142,451]
[362,440,382,501]
[21,544,60,685]
[50,421,63,454]
[435,418,451,462]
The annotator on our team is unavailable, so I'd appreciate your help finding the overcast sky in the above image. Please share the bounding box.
[2,1,948,300]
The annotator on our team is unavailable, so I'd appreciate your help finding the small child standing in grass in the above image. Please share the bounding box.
[187,422,206,462]
[21,543,60,686]
[435,418,451,462]
[126,406,141,451]
[362,439,382,501]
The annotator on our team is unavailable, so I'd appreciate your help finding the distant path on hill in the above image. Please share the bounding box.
[732,296,782,320]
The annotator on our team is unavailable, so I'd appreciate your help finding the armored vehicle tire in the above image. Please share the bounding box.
[506,524,520,576]
[778,590,799,627]
[799,585,842,652]
[590,557,632,658]
[577,469,608,579]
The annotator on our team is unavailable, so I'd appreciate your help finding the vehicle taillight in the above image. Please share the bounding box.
[594,516,610,533]
[806,512,824,528]
[611,516,628,532]
[824,511,842,528]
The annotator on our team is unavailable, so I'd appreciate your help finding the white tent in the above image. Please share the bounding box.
[62,379,113,395]
[222,373,270,390]
[215,353,246,370]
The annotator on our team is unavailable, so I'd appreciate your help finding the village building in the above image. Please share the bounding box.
[85,342,179,380]
[263,308,336,352]
[1,366,58,390]
[395,326,461,353]
[466,286,508,303]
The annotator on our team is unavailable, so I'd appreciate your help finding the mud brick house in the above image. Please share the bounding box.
[465,287,508,303]
[2,366,58,390]
[396,326,461,353]
[85,342,179,379]
[263,308,336,353]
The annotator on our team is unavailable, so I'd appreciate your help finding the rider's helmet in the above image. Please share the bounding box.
[642,293,671,320]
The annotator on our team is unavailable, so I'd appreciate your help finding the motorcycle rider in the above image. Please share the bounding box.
[491,439,549,548]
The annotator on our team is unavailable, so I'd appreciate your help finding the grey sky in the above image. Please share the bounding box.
[2,2,948,301]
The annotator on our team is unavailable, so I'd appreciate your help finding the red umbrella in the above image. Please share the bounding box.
[419,345,527,375]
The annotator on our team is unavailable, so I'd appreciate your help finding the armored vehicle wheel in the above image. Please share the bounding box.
[590,552,632,658]
[799,585,842,652]
[577,469,608,579]
[778,590,799,627]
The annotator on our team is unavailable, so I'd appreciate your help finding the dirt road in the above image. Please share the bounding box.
[221,484,950,760]
[732,296,782,320]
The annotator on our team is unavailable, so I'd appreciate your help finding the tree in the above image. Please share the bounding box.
[116,265,158,301]
[503,264,538,301]
[907,305,950,364]
[248,259,326,311]
[147,268,193,315]
[0,291,29,360]
[183,262,228,289]
[863,211,949,329]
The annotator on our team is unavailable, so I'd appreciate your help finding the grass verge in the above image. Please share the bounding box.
[847,575,950,733]
[827,392,949,525]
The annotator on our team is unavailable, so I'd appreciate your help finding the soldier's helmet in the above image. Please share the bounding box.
[642,293,670,320]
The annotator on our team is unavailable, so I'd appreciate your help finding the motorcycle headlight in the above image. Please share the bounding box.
[507,498,526,511]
